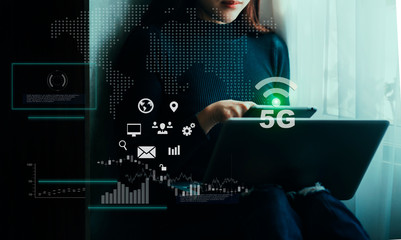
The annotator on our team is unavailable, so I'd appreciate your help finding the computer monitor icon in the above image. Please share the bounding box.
[127,123,141,137]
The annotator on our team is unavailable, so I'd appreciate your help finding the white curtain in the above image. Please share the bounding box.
[271,0,401,239]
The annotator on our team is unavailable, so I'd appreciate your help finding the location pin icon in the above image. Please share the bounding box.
[170,101,178,112]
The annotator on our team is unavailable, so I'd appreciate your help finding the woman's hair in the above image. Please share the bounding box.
[141,0,269,33]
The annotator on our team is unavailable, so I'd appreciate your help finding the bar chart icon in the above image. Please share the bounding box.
[100,179,150,205]
[168,145,180,156]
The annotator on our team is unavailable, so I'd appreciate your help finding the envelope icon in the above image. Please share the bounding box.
[137,146,156,159]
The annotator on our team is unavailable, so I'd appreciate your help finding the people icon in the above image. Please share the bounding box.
[157,123,168,135]
[167,121,173,129]
[153,121,173,135]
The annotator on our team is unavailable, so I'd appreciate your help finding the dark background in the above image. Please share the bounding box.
[6,0,88,239]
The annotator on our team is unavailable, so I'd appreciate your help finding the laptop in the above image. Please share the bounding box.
[203,119,389,200]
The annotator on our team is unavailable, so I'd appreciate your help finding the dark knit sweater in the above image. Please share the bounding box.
[115,17,290,181]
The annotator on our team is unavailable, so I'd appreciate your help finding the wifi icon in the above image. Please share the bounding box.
[255,77,298,107]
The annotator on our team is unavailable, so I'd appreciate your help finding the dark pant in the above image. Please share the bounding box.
[239,186,369,239]
[162,186,369,240]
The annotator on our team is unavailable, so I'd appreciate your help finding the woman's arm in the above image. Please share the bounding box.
[197,100,255,134]
[115,26,216,177]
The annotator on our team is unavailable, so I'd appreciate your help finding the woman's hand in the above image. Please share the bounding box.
[197,100,256,134]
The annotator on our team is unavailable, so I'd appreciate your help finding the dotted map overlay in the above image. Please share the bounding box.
[51,3,277,118]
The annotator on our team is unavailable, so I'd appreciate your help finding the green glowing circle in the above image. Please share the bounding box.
[272,98,281,107]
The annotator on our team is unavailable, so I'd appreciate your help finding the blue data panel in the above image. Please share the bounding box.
[11,63,97,111]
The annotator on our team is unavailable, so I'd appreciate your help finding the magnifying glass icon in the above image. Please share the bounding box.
[119,140,127,151]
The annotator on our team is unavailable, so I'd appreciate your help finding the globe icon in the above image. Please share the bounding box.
[138,98,154,114]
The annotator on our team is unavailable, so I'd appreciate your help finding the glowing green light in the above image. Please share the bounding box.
[272,98,281,107]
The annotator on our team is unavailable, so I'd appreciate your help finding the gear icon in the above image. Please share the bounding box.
[182,126,192,136]
[190,123,196,128]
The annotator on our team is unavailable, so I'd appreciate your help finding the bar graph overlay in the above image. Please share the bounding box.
[96,155,252,204]
[100,179,150,205]
[168,145,180,156]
